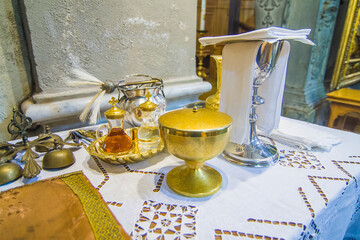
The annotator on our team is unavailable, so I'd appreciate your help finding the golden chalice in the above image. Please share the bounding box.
[159,107,232,198]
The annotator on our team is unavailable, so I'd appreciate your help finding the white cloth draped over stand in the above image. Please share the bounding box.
[219,40,290,144]
[199,27,340,151]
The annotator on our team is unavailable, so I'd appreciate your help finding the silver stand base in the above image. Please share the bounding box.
[222,141,279,167]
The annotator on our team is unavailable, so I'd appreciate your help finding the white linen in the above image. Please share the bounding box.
[219,40,290,144]
[1,119,360,239]
[199,27,315,46]
[264,117,342,151]
[199,27,315,146]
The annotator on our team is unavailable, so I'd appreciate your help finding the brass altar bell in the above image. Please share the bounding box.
[42,140,75,169]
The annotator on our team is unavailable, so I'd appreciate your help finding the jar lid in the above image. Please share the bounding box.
[158,106,232,131]
[139,92,158,112]
[104,97,126,119]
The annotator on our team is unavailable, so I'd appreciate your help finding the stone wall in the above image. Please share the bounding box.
[23,0,201,93]
[20,0,210,130]
[0,0,211,140]
[0,1,32,141]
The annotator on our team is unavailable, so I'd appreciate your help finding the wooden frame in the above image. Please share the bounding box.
[331,0,360,90]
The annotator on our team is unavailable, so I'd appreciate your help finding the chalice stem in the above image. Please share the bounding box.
[249,84,262,146]
[185,160,205,169]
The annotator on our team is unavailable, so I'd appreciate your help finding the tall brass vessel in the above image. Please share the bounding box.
[159,107,232,197]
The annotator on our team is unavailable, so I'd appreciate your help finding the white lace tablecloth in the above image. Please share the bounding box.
[1,117,360,240]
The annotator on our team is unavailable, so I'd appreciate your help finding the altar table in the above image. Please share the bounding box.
[1,117,360,240]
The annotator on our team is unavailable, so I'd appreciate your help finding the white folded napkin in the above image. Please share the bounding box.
[199,27,314,145]
[199,27,315,46]
[264,117,342,151]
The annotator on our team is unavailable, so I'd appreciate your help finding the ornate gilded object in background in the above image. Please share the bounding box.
[331,0,360,90]
[205,55,222,110]
[197,30,208,79]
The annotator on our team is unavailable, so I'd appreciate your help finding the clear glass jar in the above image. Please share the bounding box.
[137,92,161,151]
[117,74,166,127]
[102,97,132,153]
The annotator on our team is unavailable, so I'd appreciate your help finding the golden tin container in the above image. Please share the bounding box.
[159,107,232,197]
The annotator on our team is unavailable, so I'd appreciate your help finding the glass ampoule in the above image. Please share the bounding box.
[138,92,161,151]
[103,97,132,153]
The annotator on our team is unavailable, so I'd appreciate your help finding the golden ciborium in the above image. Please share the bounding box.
[159,107,232,197]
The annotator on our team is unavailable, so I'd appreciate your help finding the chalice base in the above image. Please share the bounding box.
[166,163,222,198]
[222,141,279,167]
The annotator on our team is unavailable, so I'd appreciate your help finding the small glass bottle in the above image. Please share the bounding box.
[138,92,161,151]
[103,97,132,153]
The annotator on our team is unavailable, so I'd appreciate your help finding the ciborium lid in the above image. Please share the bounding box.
[158,106,232,132]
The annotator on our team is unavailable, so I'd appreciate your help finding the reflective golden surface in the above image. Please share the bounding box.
[205,55,222,110]
[331,0,360,90]
[158,107,232,131]
[42,147,75,169]
[104,97,126,119]
[0,162,22,185]
[159,107,232,197]
[84,128,164,164]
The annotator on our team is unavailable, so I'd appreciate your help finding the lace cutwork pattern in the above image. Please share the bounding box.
[92,156,110,189]
[247,218,305,230]
[278,150,325,170]
[132,200,197,239]
[123,164,165,192]
[214,229,285,240]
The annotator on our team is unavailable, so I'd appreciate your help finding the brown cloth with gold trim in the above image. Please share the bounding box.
[0,171,129,240]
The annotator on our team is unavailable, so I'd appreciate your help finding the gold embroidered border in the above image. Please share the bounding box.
[61,172,129,240]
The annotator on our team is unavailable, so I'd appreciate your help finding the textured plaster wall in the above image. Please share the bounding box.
[0,1,31,141]
[23,0,199,93]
